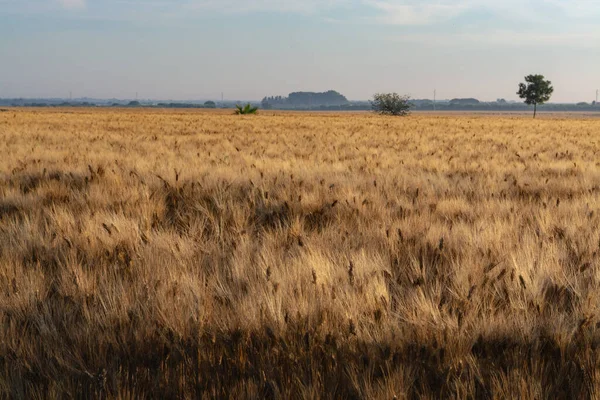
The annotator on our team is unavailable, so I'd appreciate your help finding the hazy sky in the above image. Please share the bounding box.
[1,0,599,102]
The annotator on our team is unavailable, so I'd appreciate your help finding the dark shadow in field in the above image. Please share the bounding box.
[2,317,592,399]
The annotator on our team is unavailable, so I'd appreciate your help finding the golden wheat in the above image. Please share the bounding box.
[1,108,600,398]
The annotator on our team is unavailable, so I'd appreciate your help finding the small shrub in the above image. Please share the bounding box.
[371,93,411,116]
[235,103,258,115]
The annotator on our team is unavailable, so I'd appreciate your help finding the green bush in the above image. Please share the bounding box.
[371,93,411,116]
[235,103,258,115]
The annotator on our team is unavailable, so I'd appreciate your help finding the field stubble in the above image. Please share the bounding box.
[1,109,600,398]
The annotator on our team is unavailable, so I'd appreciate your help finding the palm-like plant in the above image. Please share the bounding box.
[235,103,258,115]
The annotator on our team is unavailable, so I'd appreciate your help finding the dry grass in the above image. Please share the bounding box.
[2,108,600,398]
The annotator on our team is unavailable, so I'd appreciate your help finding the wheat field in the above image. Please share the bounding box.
[1,109,600,398]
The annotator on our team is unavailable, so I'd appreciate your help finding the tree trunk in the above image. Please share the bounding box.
[533,103,537,118]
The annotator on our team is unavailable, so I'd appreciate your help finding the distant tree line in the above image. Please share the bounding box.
[0,99,222,108]
[154,101,216,109]
[3,99,598,112]
[449,98,480,105]
[262,90,349,109]
[0,76,597,114]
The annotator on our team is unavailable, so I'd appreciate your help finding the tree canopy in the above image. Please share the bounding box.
[371,93,412,116]
[517,74,554,118]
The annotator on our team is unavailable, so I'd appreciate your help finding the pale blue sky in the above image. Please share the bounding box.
[1,0,599,102]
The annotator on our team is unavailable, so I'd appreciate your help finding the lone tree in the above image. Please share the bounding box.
[371,93,411,116]
[517,74,554,118]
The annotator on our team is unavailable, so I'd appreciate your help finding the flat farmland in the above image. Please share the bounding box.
[2,109,600,398]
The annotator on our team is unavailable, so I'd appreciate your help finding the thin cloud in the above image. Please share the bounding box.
[365,0,600,26]
[57,0,86,10]
[182,0,346,14]
[385,28,600,48]
[368,1,470,25]
[4,0,600,27]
